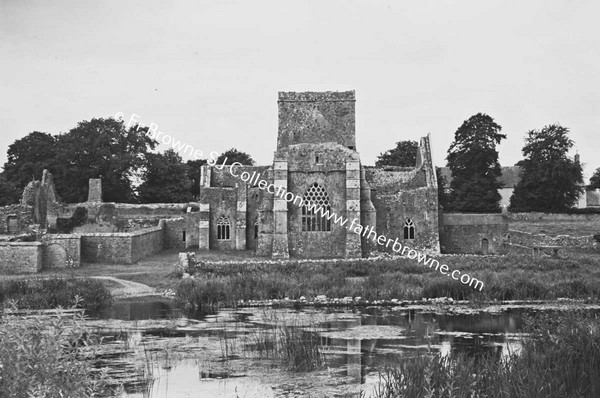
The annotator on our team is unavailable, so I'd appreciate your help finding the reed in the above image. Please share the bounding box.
[370,312,600,398]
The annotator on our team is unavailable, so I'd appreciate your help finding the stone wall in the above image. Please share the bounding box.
[130,226,164,263]
[440,213,508,254]
[371,187,440,253]
[200,187,238,250]
[42,234,81,268]
[0,242,42,273]
[507,229,598,249]
[163,217,189,249]
[277,91,356,150]
[0,204,34,234]
[364,167,427,193]
[365,136,440,254]
[506,212,600,222]
[81,225,164,264]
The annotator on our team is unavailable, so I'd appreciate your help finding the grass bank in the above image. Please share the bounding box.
[175,252,600,311]
[370,312,600,398]
[0,277,113,312]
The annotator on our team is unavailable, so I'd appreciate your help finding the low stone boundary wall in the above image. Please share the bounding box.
[81,225,164,264]
[508,229,598,249]
[440,213,508,255]
[130,226,164,263]
[507,212,600,222]
[0,242,42,273]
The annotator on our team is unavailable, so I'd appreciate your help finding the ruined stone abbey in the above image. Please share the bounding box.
[199,91,440,258]
[1,90,510,272]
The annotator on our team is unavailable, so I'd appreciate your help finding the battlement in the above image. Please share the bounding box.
[278,91,355,102]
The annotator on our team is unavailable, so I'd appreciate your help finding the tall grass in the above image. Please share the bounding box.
[0,277,113,312]
[244,312,325,372]
[370,312,600,398]
[0,303,107,397]
[175,253,600,311]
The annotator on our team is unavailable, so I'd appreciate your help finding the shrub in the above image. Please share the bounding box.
[175,278,234,314]
[0,304,107,397]
[0,277,113,312]
[55,206,89,233]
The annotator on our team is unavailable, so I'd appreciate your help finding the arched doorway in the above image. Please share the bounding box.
[6,215,18,234]
[43,243,68,268]
[481,238,489,255]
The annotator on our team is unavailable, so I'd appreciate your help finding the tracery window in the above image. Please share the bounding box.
[217,215,231,240]
[301,183,331,232]
[403,218,415,240]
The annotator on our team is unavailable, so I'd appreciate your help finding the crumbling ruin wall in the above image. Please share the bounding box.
[0,204,34,234]
[365,136,440,254]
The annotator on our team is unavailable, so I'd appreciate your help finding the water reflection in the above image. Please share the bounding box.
[90,302,580,398]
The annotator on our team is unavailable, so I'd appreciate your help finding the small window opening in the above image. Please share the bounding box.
[182,230,186,242]
[403,218,415,240]
[254,220,259,240]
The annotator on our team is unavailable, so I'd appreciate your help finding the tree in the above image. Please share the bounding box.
[216,148,255,166]
[186,159,207,199]
[53,118,157,203]
[509,124,583,212]
[446,113,506,213]
[0,173,21,206]
[375,140,418,167]
[2,131,59,192]
[138,149,193,203]
[589,167,600,190]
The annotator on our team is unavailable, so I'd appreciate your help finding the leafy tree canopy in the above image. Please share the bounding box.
[138,149,192,203]
[53,118,157,203]
[0,173,21,206]
[509,124,583,212]
[3,131,58,191]
[446,113,506,213]
[589,167,600,191]
[375,140,418,167]
[186,159,207,200]
[216,148,255,166]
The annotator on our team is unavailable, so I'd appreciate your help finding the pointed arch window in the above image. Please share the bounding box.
[301,183,331,232]
[404,218,415,240]
[217,215,231,240]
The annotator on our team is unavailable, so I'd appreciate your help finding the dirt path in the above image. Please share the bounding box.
[91,276,159,298]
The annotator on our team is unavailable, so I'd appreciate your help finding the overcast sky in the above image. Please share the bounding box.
[1,0,599,180]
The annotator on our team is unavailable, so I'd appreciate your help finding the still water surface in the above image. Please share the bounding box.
[89,299,544,398]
